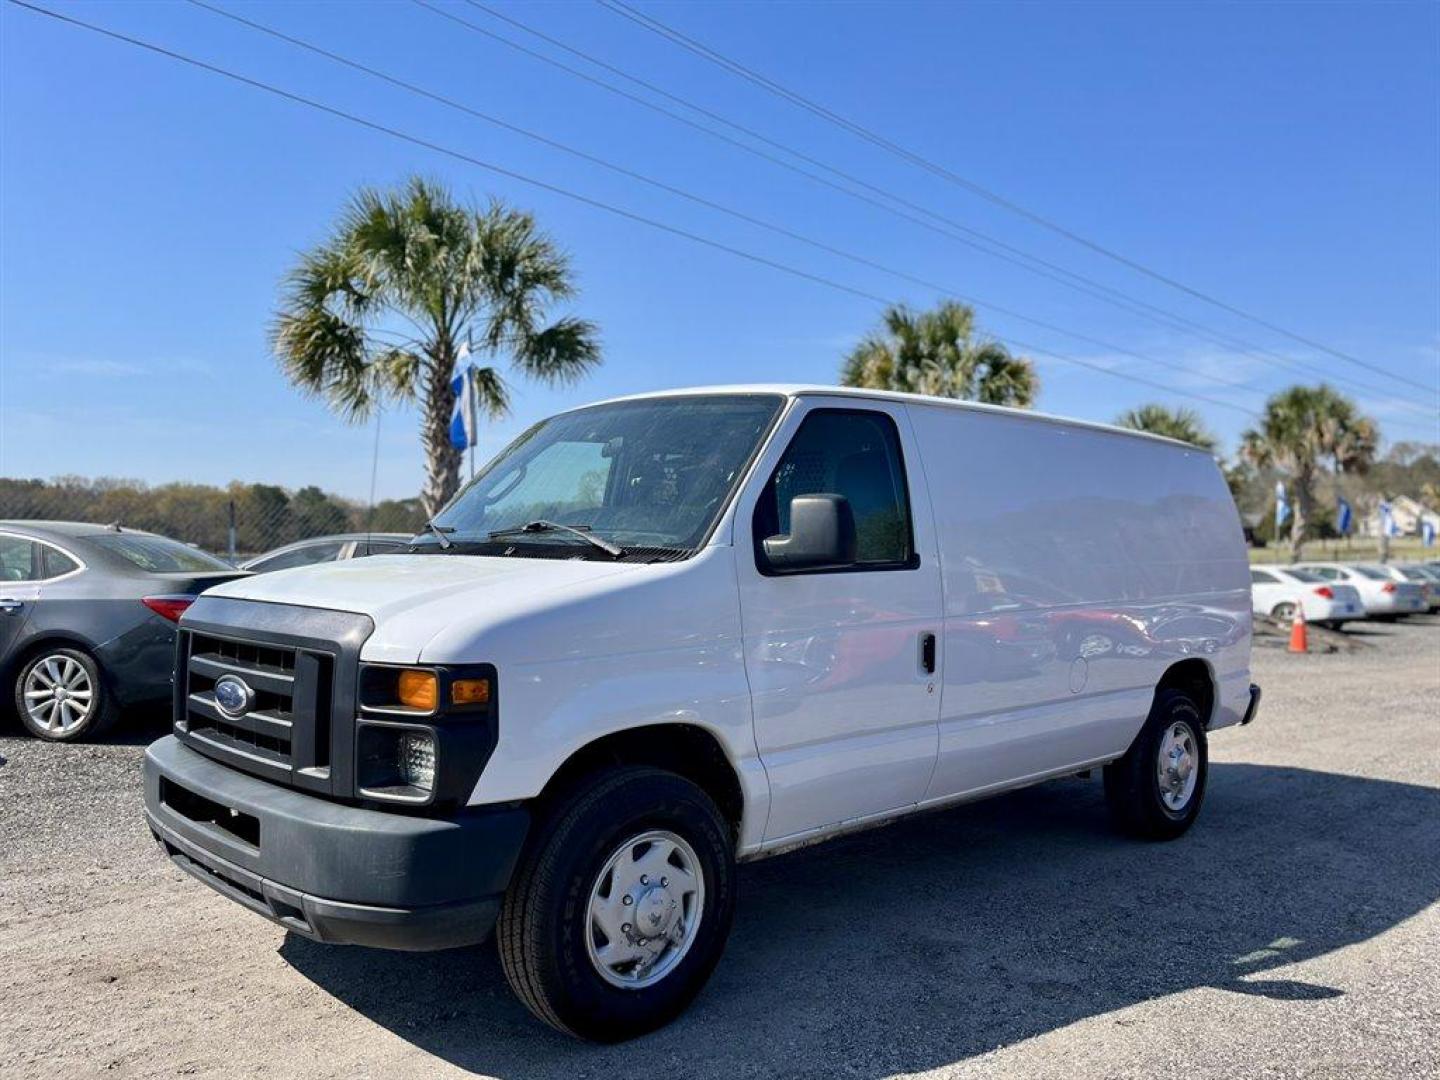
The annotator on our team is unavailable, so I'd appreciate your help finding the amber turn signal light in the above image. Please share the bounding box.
[451,678,490,706]
[396,669,439,711]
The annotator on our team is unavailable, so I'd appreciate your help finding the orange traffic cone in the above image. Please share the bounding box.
[1288,605,1309,654]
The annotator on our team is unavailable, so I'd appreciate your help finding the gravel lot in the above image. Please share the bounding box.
[2,617,1437,1079]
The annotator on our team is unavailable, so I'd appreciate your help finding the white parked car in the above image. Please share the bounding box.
[239,532,413,573]
[1248,565,1364,628]
[1294,562,1427,619]
[1390,565,1440,613]
[142,386,1258,1040]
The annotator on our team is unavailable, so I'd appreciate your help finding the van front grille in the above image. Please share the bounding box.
[179,629,333,781]
[172,597,373,798]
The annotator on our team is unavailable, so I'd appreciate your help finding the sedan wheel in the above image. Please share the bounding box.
[15,648,114,741]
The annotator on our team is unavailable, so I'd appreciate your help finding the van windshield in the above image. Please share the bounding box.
[424,394,783,557]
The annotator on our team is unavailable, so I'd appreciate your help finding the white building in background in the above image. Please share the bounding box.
[1358,494,1440,538]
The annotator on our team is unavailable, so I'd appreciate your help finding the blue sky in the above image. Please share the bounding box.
[2,0,1437,501]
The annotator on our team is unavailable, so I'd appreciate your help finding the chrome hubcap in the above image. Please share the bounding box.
[23,655,94,735]
[586,830,704,989]
[1157,720,1199,811]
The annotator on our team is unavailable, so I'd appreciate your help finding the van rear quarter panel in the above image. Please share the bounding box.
[905,403,1251,801]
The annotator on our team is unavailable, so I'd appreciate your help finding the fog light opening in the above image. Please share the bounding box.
[398,731,436,791]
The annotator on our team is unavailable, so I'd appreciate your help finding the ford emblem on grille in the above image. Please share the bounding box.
[213,674,255,718]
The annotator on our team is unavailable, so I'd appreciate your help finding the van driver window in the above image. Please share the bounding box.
[756,409,913,568]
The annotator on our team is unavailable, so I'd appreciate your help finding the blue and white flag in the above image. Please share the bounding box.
[1274,480,1289,531]
[1379,500,1399,538]
[1335,497,1352,536]
[449,358,479,452]
[1423,519,1436,548]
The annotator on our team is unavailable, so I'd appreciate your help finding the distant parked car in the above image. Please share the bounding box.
[1387,565,1440,613]
[1,521,246,741]
[1249,566,1364,628]
[239,532,412,573]
[1293,562,1427,620]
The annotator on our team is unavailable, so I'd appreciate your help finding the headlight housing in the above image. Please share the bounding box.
[354,663,497,807]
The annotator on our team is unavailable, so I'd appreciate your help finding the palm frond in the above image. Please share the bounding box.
[840,300,1037,407]
[1115,403,1218,451]
[469,365,511,420]
[513,317,602,385]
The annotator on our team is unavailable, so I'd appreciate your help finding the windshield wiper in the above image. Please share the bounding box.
[486,520,625,558]
[420,521,455,550]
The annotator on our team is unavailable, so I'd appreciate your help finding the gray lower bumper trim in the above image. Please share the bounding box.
[144,735,526,951]
[147,809,499,950]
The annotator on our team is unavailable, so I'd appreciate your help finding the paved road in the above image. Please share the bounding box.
[2,617,1436,1079]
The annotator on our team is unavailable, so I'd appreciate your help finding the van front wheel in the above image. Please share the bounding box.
[1104,689,1208,840]
[497,766,736,1041]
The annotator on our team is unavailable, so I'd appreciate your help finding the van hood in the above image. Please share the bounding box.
[202,553,645,661]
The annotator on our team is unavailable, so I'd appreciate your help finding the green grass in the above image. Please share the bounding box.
[1248,538,1438,564]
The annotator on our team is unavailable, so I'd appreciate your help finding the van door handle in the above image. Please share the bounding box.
[920,631,937,674]
[0,599,23,615]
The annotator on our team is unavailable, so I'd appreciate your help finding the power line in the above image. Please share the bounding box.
[440,0,1434,416]
[4,0,1264,425]
[598,0,1435,396]
[185,0,1272,406]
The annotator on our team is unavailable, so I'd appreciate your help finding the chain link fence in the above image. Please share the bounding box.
[0,476,426,563]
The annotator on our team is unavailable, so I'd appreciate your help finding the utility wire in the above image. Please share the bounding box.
[185,0,1270,404]
[5,0,1263,423]
[444,0,1433,415]
[598,0,1435,396]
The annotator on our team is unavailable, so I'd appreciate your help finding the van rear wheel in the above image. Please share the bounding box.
[496,766,736,1041]
[1104,689,1208,840]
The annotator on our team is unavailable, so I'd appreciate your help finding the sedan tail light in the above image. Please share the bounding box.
[142,595,195,622]
[1380,582,1398,594]
[1313,586,1334,599]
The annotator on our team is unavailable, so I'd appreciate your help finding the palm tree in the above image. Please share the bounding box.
[1240,385,1378,558]
[1114,404,1218,452]
[272,178,601,517]
[840,300,1037,407]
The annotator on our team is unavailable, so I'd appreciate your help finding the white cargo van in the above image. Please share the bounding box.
[144,386,1259,1040]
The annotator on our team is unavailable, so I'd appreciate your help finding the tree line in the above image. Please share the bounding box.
[0,477,425,557]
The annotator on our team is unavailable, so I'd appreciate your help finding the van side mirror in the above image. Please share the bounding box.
[762,494,857,572]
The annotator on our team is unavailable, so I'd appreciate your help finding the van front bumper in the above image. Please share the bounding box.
[143,735,528,951]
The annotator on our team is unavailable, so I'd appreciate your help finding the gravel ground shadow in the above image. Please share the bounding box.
[280,763,1440,1078]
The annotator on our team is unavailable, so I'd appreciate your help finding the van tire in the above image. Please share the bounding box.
[13,646,118,742]
[496,766,736,1041]
[1104,689,1207,840]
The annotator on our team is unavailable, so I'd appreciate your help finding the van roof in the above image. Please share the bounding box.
[576,384,1208,452]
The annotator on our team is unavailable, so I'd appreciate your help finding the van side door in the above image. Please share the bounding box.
[733,401,942,843]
